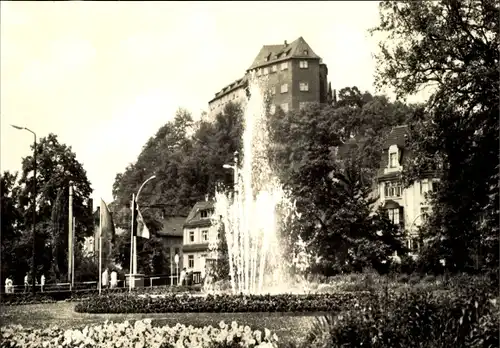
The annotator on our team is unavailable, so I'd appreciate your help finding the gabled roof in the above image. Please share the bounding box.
[248,37,321,70]
[184,200,215,228]
[156,216,186,237]
[383,125,408,150]
[210,75,248,103]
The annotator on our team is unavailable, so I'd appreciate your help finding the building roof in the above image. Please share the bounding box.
[156,216,186,237]
[184,200,215,228]
[248,37,321,70]
[209,76,248,104]
[383,125,409,150]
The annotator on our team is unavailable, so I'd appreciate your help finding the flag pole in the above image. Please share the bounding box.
[72,217,75,289]
[129,194,135,292]
[98,204,102,295]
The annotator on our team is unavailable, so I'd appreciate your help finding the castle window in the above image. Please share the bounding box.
[280,103,289,112]
[280,84,288,93]
[188,255,194,268]
[280,62,288,71]
[299,60,308,69]
[263,67,269,75]
[421,180,429,195]
[303,49,309,55]
[269,104,276,115]
[272,65,277,72]
[202,230,208,242]
[389,152,398,168]
[299,82,309,91]
[257,69,262,76]
[200,210,209,218]
[189,231,195,243]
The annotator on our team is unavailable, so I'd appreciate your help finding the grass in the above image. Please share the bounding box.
[0,301,322,343]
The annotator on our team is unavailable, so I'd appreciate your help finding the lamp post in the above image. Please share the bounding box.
[131,175,156,275]
[11,125,37,295]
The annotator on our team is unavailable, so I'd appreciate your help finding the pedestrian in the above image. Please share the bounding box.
[4,277,11,294]
[7,277,14,293]
[24,273,29,293]
[179,268,186,287]
[102,268,109,289]
[110,270,118,289]
[40,274,45,292]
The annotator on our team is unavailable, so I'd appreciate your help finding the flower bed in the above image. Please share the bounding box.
[75,293,371,314]
[0,319,280,348]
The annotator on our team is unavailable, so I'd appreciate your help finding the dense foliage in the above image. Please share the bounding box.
[1,134,94,288]
[294,288,499,348]
[0,319,280,348]
[372,0,499,273]
[267,88,417,274]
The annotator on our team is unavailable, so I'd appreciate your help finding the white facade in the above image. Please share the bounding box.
[182,217,219,274]
[207,85,247,122]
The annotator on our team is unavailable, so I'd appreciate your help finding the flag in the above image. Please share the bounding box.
[100,199,116,268]
[100,199,115,239]
[136,203,150,239]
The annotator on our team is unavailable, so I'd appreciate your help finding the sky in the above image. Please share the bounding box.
[0,1,428,209]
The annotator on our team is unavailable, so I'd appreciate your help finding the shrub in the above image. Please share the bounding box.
[293,287,499,348]
[74,293,372,314]
[0,319,280,348]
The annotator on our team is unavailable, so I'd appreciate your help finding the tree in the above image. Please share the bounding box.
[0,171,27,285]
[17,133,94,281]
[372,0,499,272]
[267,93,410,274]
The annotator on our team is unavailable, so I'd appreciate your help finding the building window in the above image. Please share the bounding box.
[269,104,276,115]
[202,230,208,242]
[188,255,194,268]
[384,182,402,198]
[408,238,419,253]
[303,49,309,55]
[257,69,262,76]
[189,231,195,243]
[200,210,208,218]
[387,208,400,225]
[299,102,310,110]
[280,84,288,93]
[272,65,277,72]
[389,152,398,168]
[280,103,289,113]
[299,82,309,91]
[299,60,308,69]
[421,181,429,195]
[431,181,440,192]
[263,67,269,75]
[421,207,429,221]
[280,62,288,71]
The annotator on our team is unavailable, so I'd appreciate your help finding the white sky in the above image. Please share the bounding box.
[0,1,428,208]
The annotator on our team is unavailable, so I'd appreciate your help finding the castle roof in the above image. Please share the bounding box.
[247,36,321,70]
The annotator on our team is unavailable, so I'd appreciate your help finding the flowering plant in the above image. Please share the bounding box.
[0,319,279,348]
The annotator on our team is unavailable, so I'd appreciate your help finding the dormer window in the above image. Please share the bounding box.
[388,145,400,168]
[200,210,208,218]
[303,49,308,55]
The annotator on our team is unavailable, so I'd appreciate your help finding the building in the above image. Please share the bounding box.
[182,200,219,278]
[156,216,186,274]
[374,125,440,253]
[207,37,332,120]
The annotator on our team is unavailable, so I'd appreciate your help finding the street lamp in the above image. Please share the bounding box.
[130,175,156,279]
[11,125,37,295]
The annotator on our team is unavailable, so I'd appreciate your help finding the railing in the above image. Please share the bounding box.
[2,273,205,294]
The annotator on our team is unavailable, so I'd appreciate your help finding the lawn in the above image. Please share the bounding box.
[0,301,323,344]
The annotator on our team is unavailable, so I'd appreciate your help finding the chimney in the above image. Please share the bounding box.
[284,40,288,47]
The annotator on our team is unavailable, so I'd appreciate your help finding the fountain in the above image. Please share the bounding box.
[208,74,309,295]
